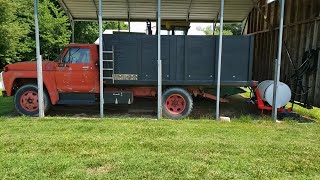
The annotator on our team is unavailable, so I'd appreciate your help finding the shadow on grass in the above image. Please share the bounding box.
[0,94,319,123]
[0,96,14,117]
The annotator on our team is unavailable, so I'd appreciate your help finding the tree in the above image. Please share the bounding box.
[223,23,242,35]
[197,26,214,35]
[0,0,71,67]
[74,21,128,44]
[37,0,71,60]
[0,0,29,68]
[18,0,71,60]
[214,28,233,35]
[198,23,242,36]
[0,0,129,69]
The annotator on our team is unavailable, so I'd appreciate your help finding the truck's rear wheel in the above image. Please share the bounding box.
[162,88,193,119]
[14,84,51,116]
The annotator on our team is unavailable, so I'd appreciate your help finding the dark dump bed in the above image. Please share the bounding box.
[102,34,254,86]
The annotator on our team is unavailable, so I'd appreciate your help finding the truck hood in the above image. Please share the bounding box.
[5,61,57,71]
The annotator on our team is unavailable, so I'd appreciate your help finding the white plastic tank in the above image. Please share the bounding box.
[257,80,291,108]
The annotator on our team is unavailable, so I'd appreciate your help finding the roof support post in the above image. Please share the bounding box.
[98,0,104,118]
[213,12,220,34]
[128,19,131,32]
[215,0,224,120]
[272,0,285,121]
[34,0,44,118]
[71,20,75,43]
[92,0,99,19]
[157,0,162,119]
[126,0,131,32]
[128,14,131,32]
[186,0,193,22]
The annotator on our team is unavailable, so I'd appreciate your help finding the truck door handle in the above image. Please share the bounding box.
[82,66,89,70]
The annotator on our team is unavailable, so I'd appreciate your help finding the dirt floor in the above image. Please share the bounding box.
[48,95,261,119]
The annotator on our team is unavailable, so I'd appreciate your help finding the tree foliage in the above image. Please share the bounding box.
[0,0,29,65]
[223,23,242,35]
[37,0,71,60]
[198,23,242,36]
[198,26,232,35]
[0,0,71,68]
[0,0,128,69]
[74,21,128,44]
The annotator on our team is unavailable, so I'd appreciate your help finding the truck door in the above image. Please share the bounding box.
[55,47,99,93]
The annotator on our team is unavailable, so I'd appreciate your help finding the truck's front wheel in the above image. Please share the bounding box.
[14,84,51,116]
[162,88,193,119]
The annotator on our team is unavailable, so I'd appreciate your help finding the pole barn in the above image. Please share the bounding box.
[33,0,288,120]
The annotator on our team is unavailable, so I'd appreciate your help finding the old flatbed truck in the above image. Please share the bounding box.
[0,33,256,119]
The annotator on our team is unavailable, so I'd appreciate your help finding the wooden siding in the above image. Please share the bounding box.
[246,0,320,106]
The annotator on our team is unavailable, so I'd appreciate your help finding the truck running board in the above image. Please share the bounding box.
[57,93,96,105]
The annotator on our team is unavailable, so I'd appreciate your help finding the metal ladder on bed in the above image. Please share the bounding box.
[102,46,115,84]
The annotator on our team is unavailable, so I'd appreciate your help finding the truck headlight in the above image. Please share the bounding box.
[0,72,5,91]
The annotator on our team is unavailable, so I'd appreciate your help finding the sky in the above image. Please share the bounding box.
[128,22,212,35]
[95,22,213,44]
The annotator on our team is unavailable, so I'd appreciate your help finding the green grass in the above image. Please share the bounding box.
[0,91,14,116]
[289,105,320,120]
[1,90,320,179]
[0,118,320,179]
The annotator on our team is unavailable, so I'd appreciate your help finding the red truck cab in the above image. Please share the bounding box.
[1,44,100,116]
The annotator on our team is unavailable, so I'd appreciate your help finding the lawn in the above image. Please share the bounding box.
[0,118,319,179]
[0,92,320,179]
[0,91,14,116]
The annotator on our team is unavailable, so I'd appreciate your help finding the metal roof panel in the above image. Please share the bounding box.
[58,0,254,22]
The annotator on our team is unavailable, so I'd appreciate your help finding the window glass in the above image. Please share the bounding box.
[63,48,90,64]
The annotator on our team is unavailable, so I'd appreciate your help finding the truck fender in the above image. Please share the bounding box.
[43,80,59,105]
[3,71,59,105]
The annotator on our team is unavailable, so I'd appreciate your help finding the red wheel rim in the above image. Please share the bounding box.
[165,94,186,115]
[20,91,39,112]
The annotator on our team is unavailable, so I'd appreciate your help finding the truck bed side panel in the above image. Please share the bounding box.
[103,34,254,86]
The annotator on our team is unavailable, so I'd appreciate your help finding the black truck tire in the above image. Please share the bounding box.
[162,88,193,119]
[14,84,51,116]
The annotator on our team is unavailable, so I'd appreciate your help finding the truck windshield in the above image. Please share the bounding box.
[63,48,80,63]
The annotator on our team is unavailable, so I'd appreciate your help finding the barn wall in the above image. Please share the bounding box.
[245,0,320,106]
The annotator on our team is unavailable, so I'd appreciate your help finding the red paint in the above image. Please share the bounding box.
[105,87,157,97]
[165,94,186,115]
[2,44,99,105]
[255,88,292,113]
[202,92,229,102]
[3,69,59,104]
[187,87,229,102]
[252,81,258,87]
[20,91,38,112]
[55,45,99,93]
